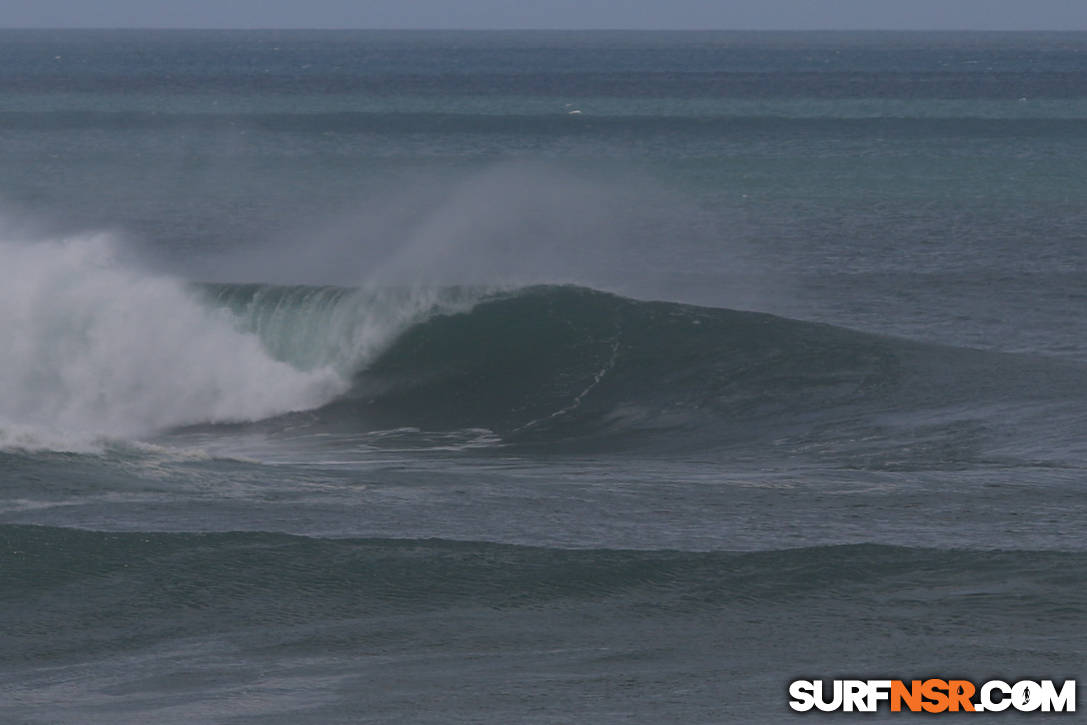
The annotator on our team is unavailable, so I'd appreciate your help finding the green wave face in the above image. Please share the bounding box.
[227,284,1082,453]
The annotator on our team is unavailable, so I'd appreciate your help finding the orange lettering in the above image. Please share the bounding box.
[947,680,976,712]
[921,679,950,713]
[891,680,923,712]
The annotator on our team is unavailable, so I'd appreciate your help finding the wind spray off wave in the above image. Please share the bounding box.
[0,233,465,447]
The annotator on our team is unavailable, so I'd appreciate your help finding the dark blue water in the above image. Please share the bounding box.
[1,31,1085,723]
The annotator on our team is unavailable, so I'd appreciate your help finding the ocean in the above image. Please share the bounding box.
[0,30,1085,722]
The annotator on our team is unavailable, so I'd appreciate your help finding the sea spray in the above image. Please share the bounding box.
[0,233,348,443]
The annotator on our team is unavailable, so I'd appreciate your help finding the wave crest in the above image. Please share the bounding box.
[5,236,1083,457]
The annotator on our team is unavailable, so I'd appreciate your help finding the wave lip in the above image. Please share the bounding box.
[195,282,479,375]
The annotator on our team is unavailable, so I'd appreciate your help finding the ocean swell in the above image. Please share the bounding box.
[4,234,1084,457]
[3,524,1084,664]
[326,285,1087,452]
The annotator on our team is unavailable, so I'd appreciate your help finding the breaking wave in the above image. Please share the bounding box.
[0,234,469,448]
[3,233,1084,456]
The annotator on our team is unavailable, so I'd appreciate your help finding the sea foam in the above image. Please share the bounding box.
[0,232,350,445]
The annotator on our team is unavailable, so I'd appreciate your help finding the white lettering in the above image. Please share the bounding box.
[813,680,843,712]
[981,680,1012,712]
[1013,680,1043,712]
[1040,680,1076,713]
[788,680,816,712]
[866,680,892,711]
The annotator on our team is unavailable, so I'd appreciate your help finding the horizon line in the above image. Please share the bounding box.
[3,26,1087,33]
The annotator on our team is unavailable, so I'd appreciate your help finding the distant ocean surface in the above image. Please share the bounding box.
[1,30,1085,723]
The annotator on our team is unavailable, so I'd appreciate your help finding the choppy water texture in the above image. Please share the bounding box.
[1,31,1085,723]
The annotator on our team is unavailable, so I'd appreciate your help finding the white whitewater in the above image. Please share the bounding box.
[0,232,350,447]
